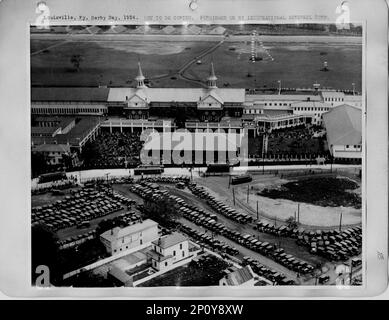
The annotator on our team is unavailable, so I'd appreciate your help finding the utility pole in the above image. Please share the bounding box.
[297,203,300,224]
[232,188,236,206]
[262,134,265,175]
[339,212,343,232]
[256,200,259,221]
[247,184,250,203]
[228,175,231,189]
[349,264,353,285]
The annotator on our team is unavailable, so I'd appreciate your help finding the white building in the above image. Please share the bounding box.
[291,101,331,125]
[100,219,159,255]
[148,232,189,271]
[321,90,362,109]
[322,104,362,160]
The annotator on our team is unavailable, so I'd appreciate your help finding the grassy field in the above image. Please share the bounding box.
[259,176,361,209]
[31,36,362,90]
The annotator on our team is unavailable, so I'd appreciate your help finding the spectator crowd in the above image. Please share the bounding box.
[82,132,143,168]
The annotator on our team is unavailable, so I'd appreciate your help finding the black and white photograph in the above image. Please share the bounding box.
[30,21,364,288]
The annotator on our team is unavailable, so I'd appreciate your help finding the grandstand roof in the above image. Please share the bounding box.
[209,26,227,35]
[323,104,362,146]
[86,26,102,34]
[31,87,110,102]
[162,25,176,34]
[108,88,245,103]
[187,25,202,34]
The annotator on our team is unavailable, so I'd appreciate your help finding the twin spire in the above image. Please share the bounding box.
[135,62,147,88]
[134,61,218,89]
[206,62,218,89]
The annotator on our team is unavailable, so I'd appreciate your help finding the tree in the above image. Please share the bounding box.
[31,151,49,177]
[80,141,99,167]
[285,216,298,229]
[143,196,181,226]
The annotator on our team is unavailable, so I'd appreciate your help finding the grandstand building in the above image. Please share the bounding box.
[31,61,362,132]
[30,61,363,165]
[107,62,245,122]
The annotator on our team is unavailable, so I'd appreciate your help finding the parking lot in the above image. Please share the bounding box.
[31,174,362,286]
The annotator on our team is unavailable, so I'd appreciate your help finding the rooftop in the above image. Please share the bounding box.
[31,87,110,102]
[245,94,321,102]
[101,219,158,243]
[152,232,188,249]
[32,143,71,153]
[108,88,245,103]
[223,265,255,286]
[108,266,133,284]
[323,104,362,146]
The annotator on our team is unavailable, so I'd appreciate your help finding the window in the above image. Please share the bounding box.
[173,250,176,256]
[114,249,117,253]
[165,262,168,267]
[182,251,185,257]
[180,244,183,250]
[346,145,349,148]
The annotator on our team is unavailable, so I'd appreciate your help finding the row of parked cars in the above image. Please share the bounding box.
[223,231,314,275]
[116,210,143,226]
[180,224,239,256]
[242,256,296,286]
[256,221,296,236]
[188,183,253,224]
[32,180,76,196]
[138,176,190,184]
[32,188,124,231]
[131,181,315,275]
[57,230,96,250]
[297,226,362,261]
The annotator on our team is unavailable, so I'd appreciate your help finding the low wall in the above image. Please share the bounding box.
[62,242,153,280]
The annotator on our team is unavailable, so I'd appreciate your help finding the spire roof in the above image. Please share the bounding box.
[135,62,145,81]
[207,62,218,81]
